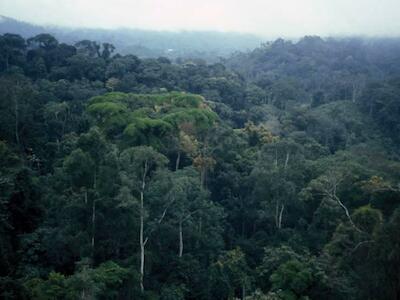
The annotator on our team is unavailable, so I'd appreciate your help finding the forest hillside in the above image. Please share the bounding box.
[0,32,400,299]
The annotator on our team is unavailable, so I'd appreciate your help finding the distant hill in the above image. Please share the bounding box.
[0,15,47,37]
[0,15,263,60]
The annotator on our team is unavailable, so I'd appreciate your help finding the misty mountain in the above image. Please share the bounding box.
[0,15,263,60]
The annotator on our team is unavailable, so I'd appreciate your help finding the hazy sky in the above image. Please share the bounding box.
[1,0,400,37]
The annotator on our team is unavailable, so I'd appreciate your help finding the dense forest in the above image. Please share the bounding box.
[0,32,400,299]
[0,16,261,60]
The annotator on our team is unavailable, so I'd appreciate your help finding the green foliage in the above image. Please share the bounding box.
[1,33,400,300]
[88,102,128,119]
[25,271,67,300]
[160,284,186,300]
[24,261,129,300]
[124,118,173,147]
[163,109,217,132]
[257,245,306,291]
[270,260,313,298]
[352,205,382,234]
[63,148,95,188]
[86,91,217,153]
[211,247,251,299]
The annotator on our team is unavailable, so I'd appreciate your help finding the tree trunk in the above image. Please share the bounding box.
[140,236,145,293]
[175,151,181,171]
[91,199,96,252]
[275,201,284,229]
[140,187,145,292]
[178,220,183,257]
[334,195,362,232]
[278,204,284,229]
[326,175,363,233]
[91,171,97,259]
[284,151,290,170]
[139,160,148,293]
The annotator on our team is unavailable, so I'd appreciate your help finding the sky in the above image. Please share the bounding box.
[1,0,400,37]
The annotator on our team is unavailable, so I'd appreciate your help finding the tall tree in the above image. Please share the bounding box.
[118,146,168,292]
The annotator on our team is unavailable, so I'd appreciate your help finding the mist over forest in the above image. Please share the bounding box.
[0,16,262,60]
[1,6,400,300]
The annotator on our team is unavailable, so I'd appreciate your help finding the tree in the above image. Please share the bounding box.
[257,245,305,293]
[211,248,251,300]
[27,34,58,51]
[43,101,70,146]
[372,207,400,299]
[250,139,304,231]
[269,259,313,300]
[168,167,210,257]
[101,43,115,60]
[0,34,26,72]
[307,170,362,232]
[24,260,129,299]
[75,40,101,58]
[0,74,36,148]
[61,128,109,260]
[118,146,168,292]
[0,141,21,276]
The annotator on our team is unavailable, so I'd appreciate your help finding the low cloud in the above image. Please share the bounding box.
[1,0,399,37]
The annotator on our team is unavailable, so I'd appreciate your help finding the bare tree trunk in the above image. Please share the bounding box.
[325,173,363,233]
[284,151,290,170]
[139,160,148,293]
[278,204,284,229]
[140,194,145,291]
[175,151,181,171]
[334,195,362,232]
[136,159,173,290]
[91,199,96,252]
[275,201,284,229]
[179,220,183,257]
[91,171,97,259]
[140,236,145,293]
[140,188,145,292]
